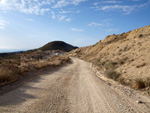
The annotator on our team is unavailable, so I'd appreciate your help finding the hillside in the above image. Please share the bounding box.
[70,25,150,91]
[0,41,77,87]
[39,41,78,52]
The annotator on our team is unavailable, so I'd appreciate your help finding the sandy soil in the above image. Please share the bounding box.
[0,58,150,113]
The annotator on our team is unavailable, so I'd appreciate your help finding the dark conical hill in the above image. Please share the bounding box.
[39,41,78,52]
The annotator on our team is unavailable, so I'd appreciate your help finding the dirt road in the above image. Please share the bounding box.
[0,58,150,113]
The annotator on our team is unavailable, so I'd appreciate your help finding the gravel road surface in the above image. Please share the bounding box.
[0,58,150,113]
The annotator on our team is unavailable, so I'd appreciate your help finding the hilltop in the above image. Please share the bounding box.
[39,41,78,52]
[70,25,150,92]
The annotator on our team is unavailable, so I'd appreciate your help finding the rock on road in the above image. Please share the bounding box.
[0,58,150,113]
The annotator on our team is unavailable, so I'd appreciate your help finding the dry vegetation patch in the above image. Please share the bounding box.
[133,78,146,89]
[0,64,20,86]
[0,52,70,87]
[104,69,120,81]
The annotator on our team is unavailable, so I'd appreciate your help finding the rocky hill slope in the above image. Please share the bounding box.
[70,25,150,91]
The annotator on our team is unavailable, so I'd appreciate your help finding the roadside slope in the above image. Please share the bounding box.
[0,58,150,113]
[70,25,150,90]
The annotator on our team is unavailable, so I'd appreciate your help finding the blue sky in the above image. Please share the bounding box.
[0,0,150,52]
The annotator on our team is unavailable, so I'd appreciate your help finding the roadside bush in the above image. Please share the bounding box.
[104,61,118,69]
[118,77,127,85]
[118,60,124,65]
[144,77,150,87]
[121,32,125,36]
[97,61,106,70]
[0,65,20,86]
[139,34,143,38]
[118,77,132,86]
[104,69,120,81]
[0,55,70,87]
[34,56,70,70]
[133,78,145,89]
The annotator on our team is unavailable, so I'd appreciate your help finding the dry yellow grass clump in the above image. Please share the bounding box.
[70,25,150,91]
[0,64,20,86]
[0,54,70,87]
[35,56,70,70]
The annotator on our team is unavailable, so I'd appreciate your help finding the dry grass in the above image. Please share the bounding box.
[145,77,150,87]
[0,54,70,87]
[0,64,20,86]
[35,56,70,70]
[133,78,146,89]
[104,69,120,81]
[118,77,127,85]
[131,78,150,90]
[93,59,124,71]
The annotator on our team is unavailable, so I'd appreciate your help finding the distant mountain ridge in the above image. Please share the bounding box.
[39,41,78,52]
[0,51,23,57]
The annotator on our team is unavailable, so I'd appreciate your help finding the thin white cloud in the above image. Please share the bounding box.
[71,28,84,32]
[92,1,149,15]
[93,2,99,6]
[53,0,69,8]
[88,19,112,27]
[106,28,119,32]
[57,15,72,22]
[0,0,87,22]
[59,10,81,14]
[40,8,50,15]
[59,10,72,14]
[101,5,136,14]
[93,1,122,6]
[51,11,72,22]
[58,15,66,21]
[95,4,147,14]
[72,0,88,5]
[88,22,104,27]
[0,0,52,15]
[51,11,56,19]
[76,10,81,13]
[66,18,72,22]
[102,1,122,4]
[131,0,141,1]
[53,0,87,8]
[0,17,8,29]
[25,18,34,22]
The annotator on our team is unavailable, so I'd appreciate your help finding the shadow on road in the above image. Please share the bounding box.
[0,64,67,106]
